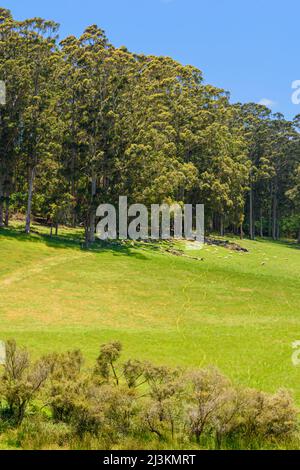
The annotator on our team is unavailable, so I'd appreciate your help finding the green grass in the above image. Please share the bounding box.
[0,224,300,401]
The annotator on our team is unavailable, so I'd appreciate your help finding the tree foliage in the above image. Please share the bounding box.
[0,8,299,241]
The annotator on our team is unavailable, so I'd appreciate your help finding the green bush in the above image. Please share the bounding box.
[16,416,70,450]
[0,340,298,450]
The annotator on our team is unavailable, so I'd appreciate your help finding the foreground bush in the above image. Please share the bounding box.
[0,340,298,450]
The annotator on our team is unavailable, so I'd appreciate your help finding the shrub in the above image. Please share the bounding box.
[140,364,185,440]
[186,367,231,444]
[0,340,50,425]
[46,350,84,422]
[0,340,298,450]
[70,383,138,442]
[16,416,70,450]
[238,388,298,443]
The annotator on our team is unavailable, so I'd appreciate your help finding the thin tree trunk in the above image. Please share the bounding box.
[84,223,90,248]
[272,189,278,241]
[88,175,97,244]
[25,167,35,234]
[71,145,76,228]
[209,214,214,233]
[220,215,224,237]
[240,222,244,240]
[298,228,300,244]
[0,181,4,228]
[89,211,95,243]
[249,183,255,240]
[4,194,9,226]
[260,208,263,238]
[268,182,273,237]
[0,201,3,228]
[268,215,272,237]
[0,203,3,227]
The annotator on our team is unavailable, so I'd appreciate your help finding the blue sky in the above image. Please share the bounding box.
[3,0,300,119]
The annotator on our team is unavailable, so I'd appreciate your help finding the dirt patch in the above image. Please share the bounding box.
[205,238,249,252]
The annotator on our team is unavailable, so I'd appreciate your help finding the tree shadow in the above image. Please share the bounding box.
[0,226,81,250]
[252,237,300,251]
[0,226,150,260]
[88,240,150,260]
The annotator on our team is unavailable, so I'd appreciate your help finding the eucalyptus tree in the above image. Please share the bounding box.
[114,55,200,205]
[191,94,249,236]
[19,17,60,234]
[266,114,298,239]
[285,116,300,242]
[0,8,28,226]
[60,26,128,244]
[233,103,275,239]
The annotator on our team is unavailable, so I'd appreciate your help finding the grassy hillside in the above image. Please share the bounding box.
[0,224,300,401]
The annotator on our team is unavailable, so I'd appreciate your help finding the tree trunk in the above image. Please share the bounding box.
[260,208,263,238]
[4,195,9,226]
[88,175,97,244]
[0,200,3,228]
[298,228,300,244]
[220,215,224,237]
[89,211,95,243]
[25,167,35,234]
[276,218,280,240]
[240,222,244,240]
[213,212,218,232]
[84,223,90,248]
[249,183,255,240]
[272,190,278,241]
[0,182,4,228]
[71,145,76,228]
[268,182,273,237]
[55,223,58,236]
[209,214,214,233]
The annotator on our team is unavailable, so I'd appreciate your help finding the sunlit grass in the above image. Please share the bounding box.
[0,223,300,401]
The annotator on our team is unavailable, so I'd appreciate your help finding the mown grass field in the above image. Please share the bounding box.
[0,224,300,401]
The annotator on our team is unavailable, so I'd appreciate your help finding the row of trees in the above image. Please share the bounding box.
[0,8,299,242]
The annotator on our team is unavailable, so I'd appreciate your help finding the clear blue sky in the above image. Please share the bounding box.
[3,0,300,119]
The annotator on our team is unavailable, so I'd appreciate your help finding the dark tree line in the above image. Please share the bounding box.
[0,8,299,242]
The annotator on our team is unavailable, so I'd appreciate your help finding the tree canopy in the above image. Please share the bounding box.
[0,8,299,242]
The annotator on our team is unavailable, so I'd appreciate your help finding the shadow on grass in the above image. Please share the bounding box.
[251,237,300,251]
[0,226,81,248]
[210,232,300,251]
[0,226,149,260]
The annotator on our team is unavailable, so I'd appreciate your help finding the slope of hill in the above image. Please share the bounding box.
[0,225,299,400]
